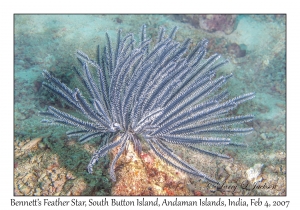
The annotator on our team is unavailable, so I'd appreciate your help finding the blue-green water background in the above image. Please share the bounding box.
[14,14,286,195]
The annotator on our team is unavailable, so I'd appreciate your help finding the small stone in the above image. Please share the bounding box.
[217,167,229,180]
[38,141,46,150]
[50,173,58,182]
[275,166,281,173]
[19,184,31,195]
[260,172,268,180]
[19,140,27,147]
[225,164,233,174]
[227,43,246,58]
[22,173,35,183]
[34,188,41,196]
[21,137,43,151]
[38,172,47,182]
[15,150,23,158]
[246,163,264,182]
[260,133,267,140]
[66,172,75,180]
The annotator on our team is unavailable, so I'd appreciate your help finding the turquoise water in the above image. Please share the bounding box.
[14,14,286,195]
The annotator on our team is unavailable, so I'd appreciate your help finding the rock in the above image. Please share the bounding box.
[18,184,31,195]
[199,15,237,34]
[225,164,233,174]
[278,125,285,133]
[38,172,47,182]
[246,163,264,182]
[260,133,267,140]
[173,15,237,35]
[34,188,41,196]
[217,167,229,178]
[22,172,36,183]
[21,137,43,151]
[227,43,246,58]
[66,172,75,180]
[38,141,47,150]
[111,142,192,195]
